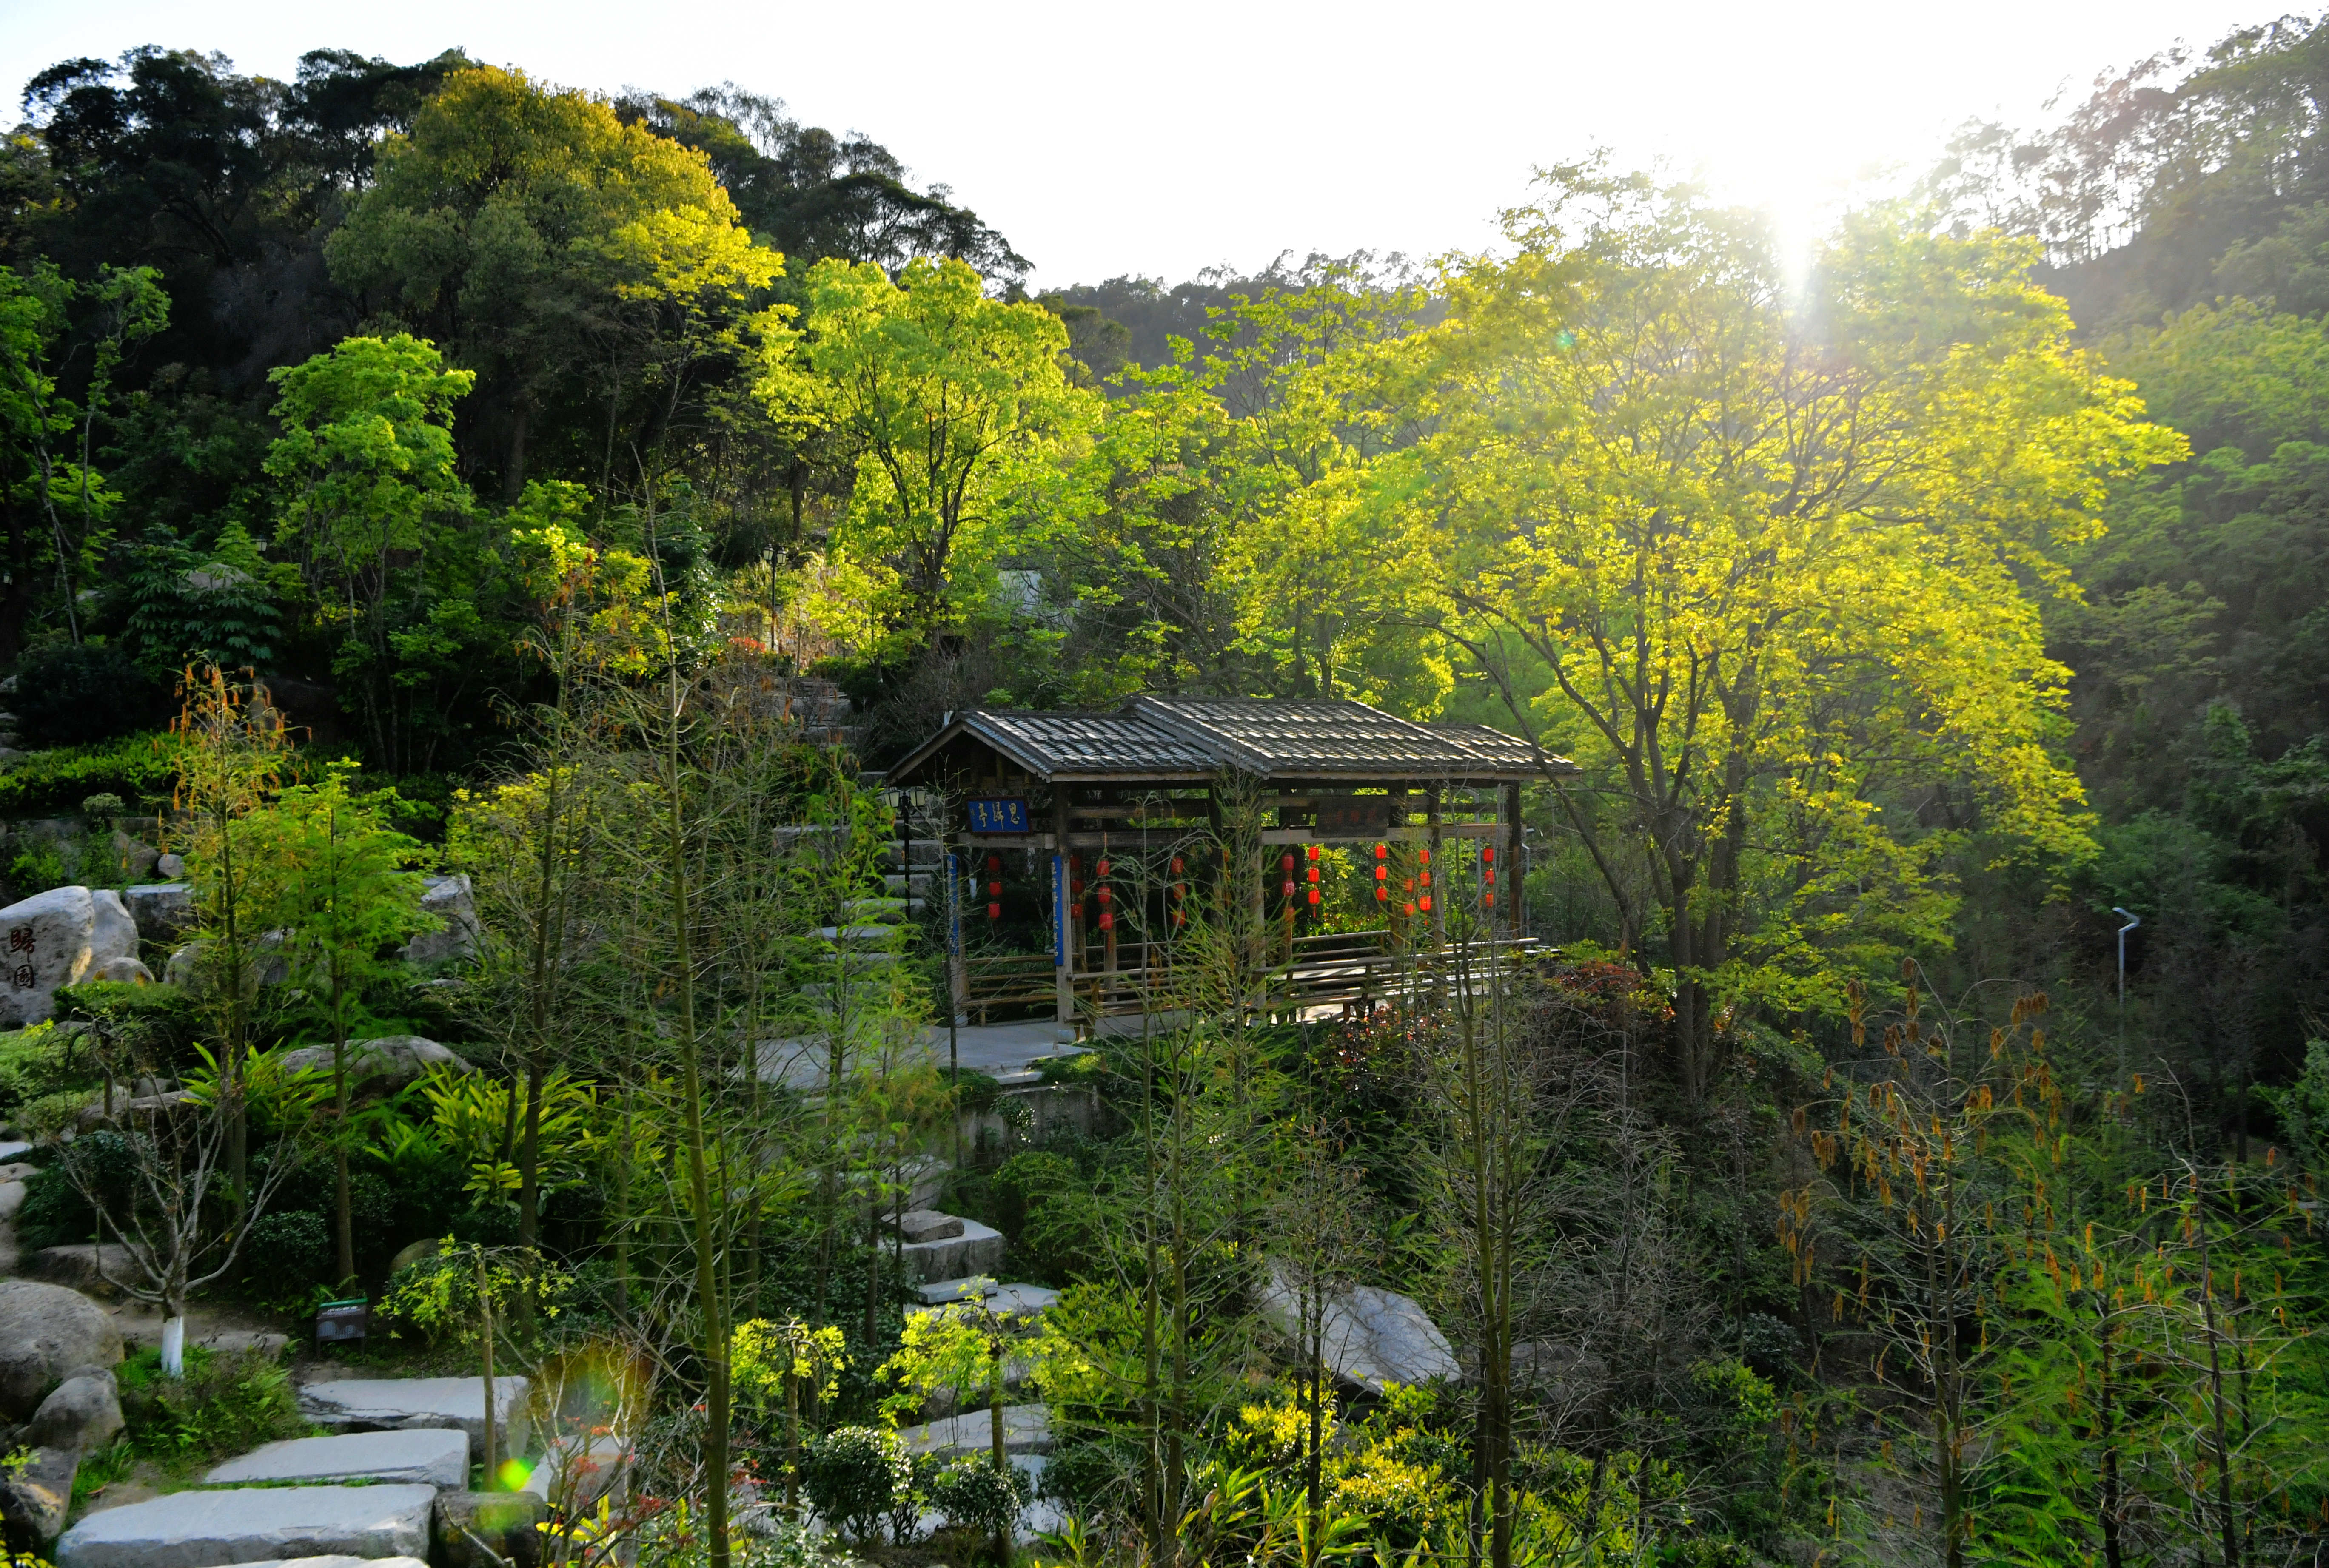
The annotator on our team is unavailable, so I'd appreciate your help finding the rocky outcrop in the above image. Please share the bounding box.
[0,1444,75,1547]
[21,1366,123,1452]
[0,887,140,1025]
[0,1280,123,1419]
[402,875,477,965]
[121,882,194,943]
[1257,1264,1460,1394]
[273,1035,473,1087]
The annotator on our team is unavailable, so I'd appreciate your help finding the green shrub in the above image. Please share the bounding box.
[928,1457,1029,1541]
[952,1070,1003,1116]
[0,731,182,817]
[53,985,200,1067]
[988,1150,1075,1239]
[245,1209,330,1284]
[15,1165,97,1251]
[0,1023,102,1113]
[804,1425,912,1544]
[116,1344,307,1463]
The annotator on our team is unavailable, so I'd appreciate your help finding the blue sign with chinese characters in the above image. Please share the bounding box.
[966,797,1030,834]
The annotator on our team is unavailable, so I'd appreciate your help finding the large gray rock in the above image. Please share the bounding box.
[272,1035,472,1087]
[203,1429,468,1489]
[0,1444,74,1547]
[899,1216,1005,1285]
[120,883,194,943]
[1257,1264,1460,1394]
[0,1279,123,1418]
[402,875,477,965]
[86,956,154,985]
[296,1376,530,1464]
[26,1242,139,1298]
[154,853,185,880]
[23,1367,123,1452]
[910,1279,1060,1314]
[434,1490,546,1568]
[0,887,140,1026]
[895,1209,964,1242]
[107,834,159,882]
[54,1483,436,1568]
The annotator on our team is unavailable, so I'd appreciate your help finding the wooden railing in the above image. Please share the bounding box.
[960,928,1547,1027]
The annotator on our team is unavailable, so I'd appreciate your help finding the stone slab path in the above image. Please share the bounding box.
[296,1375,531,1463]
[54,1483,436,1568]
[203,1429,469,1489]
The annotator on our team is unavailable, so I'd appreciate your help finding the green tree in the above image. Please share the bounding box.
[243,765,434,1282]
[1371,171,2179,1098]
[264,332,480,772]
[770,255,1098,658]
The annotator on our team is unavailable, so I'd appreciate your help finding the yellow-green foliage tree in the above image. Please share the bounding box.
[1358,167,2183,1098]
[768,256,1098,658]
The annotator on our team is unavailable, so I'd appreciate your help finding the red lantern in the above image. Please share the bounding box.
[1421,871,1432,888]
[1281,852,1296,871]
[1098,886,1112,906]
[1374,865,1387,881]
[1420,895,1434,913]
[1282,880,1295,896]
[1482,845,1494,863]
[1305,866,1319,885]
[1097,857,1112,876]
[1484,892,1496,908]
[1419,847,1431,865]
[987,854,1002,872]
[1305,843,1320,861]
[1404,900,1417,915]
[1306,888,1320,906]
[1404,877,1415,892]
[1375,887,1388,902]
[1099,911,1114,929]
[1374,842,1388,860]
[987,901,1002,919]
[1171,856,1185,874]
[988,880,1002,898]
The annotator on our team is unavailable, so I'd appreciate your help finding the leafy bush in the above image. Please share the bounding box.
[11,644,170,747]
[928,1457,1029,1541]
[14,1165,97,1251]
[53,985,201,1067]
[988,1150,1074,1239]
[115,1344,307,1463]
[803,1424,912,1544]
[0,1023,101,1113]
[0,731,181,817]
[245,1209,331,1285]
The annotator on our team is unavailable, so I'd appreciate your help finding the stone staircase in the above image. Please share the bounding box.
[40,1369,625,1566]
[884,1191,1064,1543]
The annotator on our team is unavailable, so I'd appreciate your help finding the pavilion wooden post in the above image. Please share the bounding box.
[1502,781,1525,941]
[1053,788,1076,1041]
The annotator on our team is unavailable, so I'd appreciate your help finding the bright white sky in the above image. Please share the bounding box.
[0,0,2272,289]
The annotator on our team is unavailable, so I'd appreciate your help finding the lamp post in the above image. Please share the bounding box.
[2113,906,2140,1087]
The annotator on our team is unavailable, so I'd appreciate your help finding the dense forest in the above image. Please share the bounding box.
[0,18,2323,1568]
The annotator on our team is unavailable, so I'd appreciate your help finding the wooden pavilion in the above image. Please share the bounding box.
[885,696,1577,1033]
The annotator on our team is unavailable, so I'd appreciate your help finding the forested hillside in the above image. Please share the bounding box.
[0,26,2321,1568]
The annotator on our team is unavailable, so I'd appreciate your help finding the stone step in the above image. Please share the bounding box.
[898,1217,1005,1284]
[54,1485,436,1568]
[910,1279,1062,1315]
[818,923,900,945]
[203,1429,469,1489]
[841,897,913,923]
[296,1375,531,1463]
[896,1402,1053,1459]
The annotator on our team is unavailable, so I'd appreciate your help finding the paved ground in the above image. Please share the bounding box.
[757,1019,1089,1091]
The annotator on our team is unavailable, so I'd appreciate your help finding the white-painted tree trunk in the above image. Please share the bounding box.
[161,1313,185,1377]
